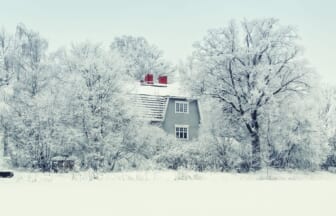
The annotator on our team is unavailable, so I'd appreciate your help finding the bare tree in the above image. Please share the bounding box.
[111,35,174,80]
[191,18,311,170]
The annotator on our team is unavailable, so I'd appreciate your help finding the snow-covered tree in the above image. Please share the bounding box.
[261,92,329,170]
[315,86,336,169]
[110,35,174,80]
[3,24,56,169]
[190,18,312,170]
[62,42,140,170]
[0,28,15,157]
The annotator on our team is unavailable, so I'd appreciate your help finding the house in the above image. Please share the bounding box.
[130,74,201,140]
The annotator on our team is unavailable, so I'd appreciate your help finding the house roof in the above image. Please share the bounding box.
[127,81,191,98]
[128,81,193,122]
[135,94,168,122]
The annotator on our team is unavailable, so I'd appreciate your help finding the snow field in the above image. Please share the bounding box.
[1,170,335,216]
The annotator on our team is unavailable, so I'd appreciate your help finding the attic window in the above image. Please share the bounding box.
[175,125,189,140]
[175,101,188,113]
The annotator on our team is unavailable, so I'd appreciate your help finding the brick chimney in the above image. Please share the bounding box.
[144,73,154,84]
[158,75,168,85]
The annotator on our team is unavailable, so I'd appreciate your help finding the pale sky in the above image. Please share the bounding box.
[1,0,336,84]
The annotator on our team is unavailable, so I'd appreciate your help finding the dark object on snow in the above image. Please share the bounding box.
[51,156,75,173]
[0,171,14,178]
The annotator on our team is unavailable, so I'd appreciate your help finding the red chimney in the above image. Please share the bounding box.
[144,73,154,84]
[158,75,168,85]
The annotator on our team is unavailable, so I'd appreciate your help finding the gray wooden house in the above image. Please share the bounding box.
[131,74,201,140]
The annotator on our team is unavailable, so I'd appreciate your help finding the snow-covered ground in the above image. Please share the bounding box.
[1,169,335,216]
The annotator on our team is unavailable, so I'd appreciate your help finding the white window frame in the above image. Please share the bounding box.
[175,101,189,114]
[175,124,189,140]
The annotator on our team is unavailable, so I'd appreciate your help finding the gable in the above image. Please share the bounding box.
[165,98,201,124]
[161,98,201,139]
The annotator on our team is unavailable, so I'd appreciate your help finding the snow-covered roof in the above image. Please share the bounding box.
[135,94,168,121]
[127,81,192,122]
[126,81,191,98]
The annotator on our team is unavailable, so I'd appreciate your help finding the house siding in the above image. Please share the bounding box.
[162,98,200,140]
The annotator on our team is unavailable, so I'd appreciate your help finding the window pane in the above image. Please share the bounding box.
[176,126,188,139]
[176,102,188,113]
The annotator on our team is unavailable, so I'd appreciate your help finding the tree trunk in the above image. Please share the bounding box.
[247,110,261,170]
[251,131,261,170]
[3,127,9,157]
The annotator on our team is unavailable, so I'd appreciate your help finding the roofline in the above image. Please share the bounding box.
[134,93,197,100]
[140,83,168,88]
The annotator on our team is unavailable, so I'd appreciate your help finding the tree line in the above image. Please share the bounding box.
[1,18,336,172]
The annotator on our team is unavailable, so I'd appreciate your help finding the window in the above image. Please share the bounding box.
[175,125,189,140]
[175,101,188,113]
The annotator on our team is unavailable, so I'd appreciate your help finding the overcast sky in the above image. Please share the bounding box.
[1,0,336,84]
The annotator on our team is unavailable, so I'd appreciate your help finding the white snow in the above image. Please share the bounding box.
[1,170,335,216]
[126,81,191,98]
